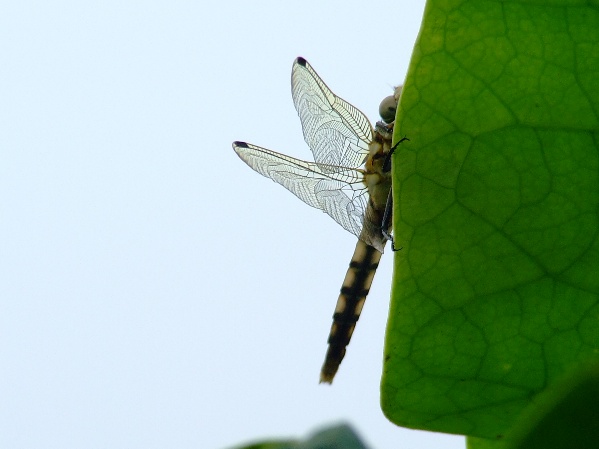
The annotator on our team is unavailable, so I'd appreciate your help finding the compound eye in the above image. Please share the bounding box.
[393,85,403,101]
[379,95,397,123]
[379,85,403,123]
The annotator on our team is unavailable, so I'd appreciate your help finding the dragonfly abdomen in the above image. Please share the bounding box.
[320,239,383,383]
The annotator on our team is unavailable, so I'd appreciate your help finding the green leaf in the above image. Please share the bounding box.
[228,424,368,449]
[383,0,599,440]
[467,436,509,449]
[506,363,599,449]
[466,363,599,448]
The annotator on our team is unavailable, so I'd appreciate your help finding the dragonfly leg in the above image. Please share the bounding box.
[382,189,402,252]
[381,136,408,251]
[382,136,409,173]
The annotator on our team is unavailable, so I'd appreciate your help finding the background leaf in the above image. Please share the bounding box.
[383,0,599,440]
[229,423,369,449]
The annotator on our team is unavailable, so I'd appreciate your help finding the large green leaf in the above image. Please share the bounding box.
[382,0,599,440]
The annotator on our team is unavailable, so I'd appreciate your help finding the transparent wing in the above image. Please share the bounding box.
[291,57,373,170]
[233,141,367,239]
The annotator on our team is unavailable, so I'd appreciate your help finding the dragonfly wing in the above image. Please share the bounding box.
[291,57,373,170]
[233,141,368,239]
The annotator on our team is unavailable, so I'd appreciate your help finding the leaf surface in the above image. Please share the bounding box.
[383,0,599,439]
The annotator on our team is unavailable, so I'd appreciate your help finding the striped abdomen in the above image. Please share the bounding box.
[320,239,383,383]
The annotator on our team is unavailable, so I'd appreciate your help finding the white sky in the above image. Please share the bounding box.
[1,1,465,448]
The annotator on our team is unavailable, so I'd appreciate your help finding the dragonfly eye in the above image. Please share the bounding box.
[379,94,397,123]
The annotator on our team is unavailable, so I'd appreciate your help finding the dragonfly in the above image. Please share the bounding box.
[232,57,405,383]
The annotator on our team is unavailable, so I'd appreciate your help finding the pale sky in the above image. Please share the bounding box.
[1,1,465,448]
